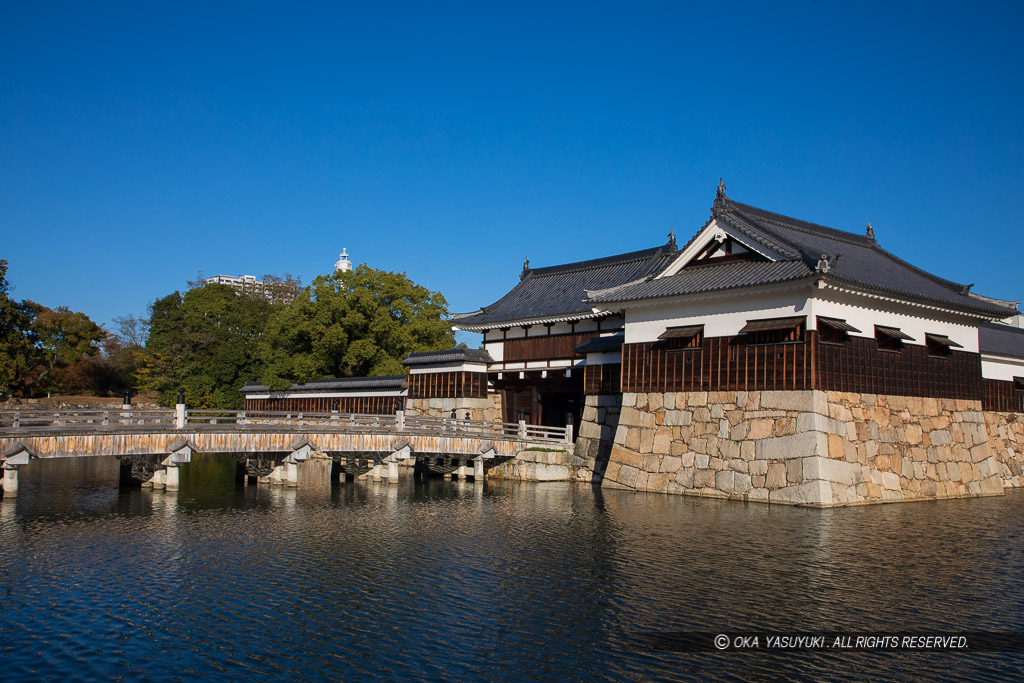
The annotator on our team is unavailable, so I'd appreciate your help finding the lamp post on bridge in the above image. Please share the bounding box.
[175,388,186,429]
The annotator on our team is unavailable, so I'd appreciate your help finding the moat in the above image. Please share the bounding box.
[1,455,1023,681]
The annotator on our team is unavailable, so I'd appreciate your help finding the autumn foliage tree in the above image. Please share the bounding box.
[0,259,107,397]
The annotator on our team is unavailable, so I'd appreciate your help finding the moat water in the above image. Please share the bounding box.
[1,455,1023,681]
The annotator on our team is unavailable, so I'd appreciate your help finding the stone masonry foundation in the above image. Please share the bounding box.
[405,395,502,423]
[573,390,1008,507]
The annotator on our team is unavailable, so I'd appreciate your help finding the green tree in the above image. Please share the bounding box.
[259,265,453,389]
[139,285,271,407]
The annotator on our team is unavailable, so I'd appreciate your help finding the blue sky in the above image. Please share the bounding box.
[2,1,1022,346]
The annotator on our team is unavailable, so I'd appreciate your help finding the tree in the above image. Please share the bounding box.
[139,285,271,407]
[258,265,453,389]
[112,314,150,348]
[32,306,108,388]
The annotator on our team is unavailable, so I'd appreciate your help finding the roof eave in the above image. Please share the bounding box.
[452,309,616,332]
[819,275,1017,320]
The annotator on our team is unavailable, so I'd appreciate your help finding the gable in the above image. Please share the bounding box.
[658,219,779,278]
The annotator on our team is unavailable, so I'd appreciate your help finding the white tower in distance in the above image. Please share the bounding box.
[335,248,352,273]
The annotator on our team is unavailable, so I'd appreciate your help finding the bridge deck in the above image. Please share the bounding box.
[0,409,572,460]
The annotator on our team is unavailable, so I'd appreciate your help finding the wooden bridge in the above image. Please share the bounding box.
[0,408,573,496]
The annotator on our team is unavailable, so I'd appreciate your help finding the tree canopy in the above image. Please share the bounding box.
[1,258,454,407]
[139,284,271,408]
[258,265,453,389]
[0,259,107,397]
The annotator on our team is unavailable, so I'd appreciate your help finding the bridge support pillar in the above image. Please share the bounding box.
[161,442,192,492]
[370,462,383,482]
[456,461,468,480]
[473,444,495,481]
[285,462,298,487]
[151,469,167,490]
[384,442,411,484]
[3,467,19,498]
[164,465,180,491]
[1,449,30,498]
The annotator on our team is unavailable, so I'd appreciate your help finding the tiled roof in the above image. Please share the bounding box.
[574,331,625,354]
[979,323,1024,360]
[588,260,812,303]
[239,375,408,393]
[721,199,1015,318]
[452,243,677,330]
[402,348,494,365]
[591,190,1017,319]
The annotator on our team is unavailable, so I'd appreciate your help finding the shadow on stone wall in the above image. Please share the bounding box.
[573,395,622,485]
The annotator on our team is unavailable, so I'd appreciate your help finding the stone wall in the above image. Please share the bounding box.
[572,390,1004,507]
[986,411,1024,488]
[405,395,502,422]
[489,447,571,482]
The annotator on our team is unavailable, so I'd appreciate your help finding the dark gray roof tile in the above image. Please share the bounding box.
[980,323,1024,360]
[588,260,812,303]
[402,348,494,365]
[453,243,677,328]
[239,376,407,393]
[574,332,625,354]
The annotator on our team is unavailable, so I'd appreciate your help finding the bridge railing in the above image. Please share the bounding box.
[0,409,572,444]
[0,409,176,429]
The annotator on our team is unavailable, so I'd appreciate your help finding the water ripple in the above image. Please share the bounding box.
[1,456,1024,680]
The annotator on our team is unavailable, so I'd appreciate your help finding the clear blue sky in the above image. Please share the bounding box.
[2,1,1022,346]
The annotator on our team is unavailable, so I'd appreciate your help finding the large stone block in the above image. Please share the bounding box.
[760,390,826,414]
[653,430,672,454]
[660,455,682,473]
[755,431,826,460]
[610,444,643,469]
[769,480,833,506]
[797,412,847,436]
[688,392,708,407]
[801,456,854,486]
[746,419,774,440]
[766,462,787,488]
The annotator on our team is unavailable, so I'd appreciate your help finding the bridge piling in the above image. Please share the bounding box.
[3,467,19,497]
[0,448,30,498]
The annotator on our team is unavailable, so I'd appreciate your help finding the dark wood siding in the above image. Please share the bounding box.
[982,378,1024,412]
[621,336,811,393]
[815,334,981,400]
[584,363,621,395]
[504,331,604,362]
[244,396,399,414]
[407,371,488,399]
[620,331,983,400]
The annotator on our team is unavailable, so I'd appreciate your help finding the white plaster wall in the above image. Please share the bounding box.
[623,284,982,352]
[981,355,1024,381]
[408,362,489,375]
[624,288,811,343]
[811,288,981,352]
[484,340,504,361]
[584,352,621,365]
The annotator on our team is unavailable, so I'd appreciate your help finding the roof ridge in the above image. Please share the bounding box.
[527,244,669,276]
[725,199,875,248]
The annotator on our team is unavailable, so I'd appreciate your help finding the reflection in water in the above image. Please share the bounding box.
[1,454,1023,681]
